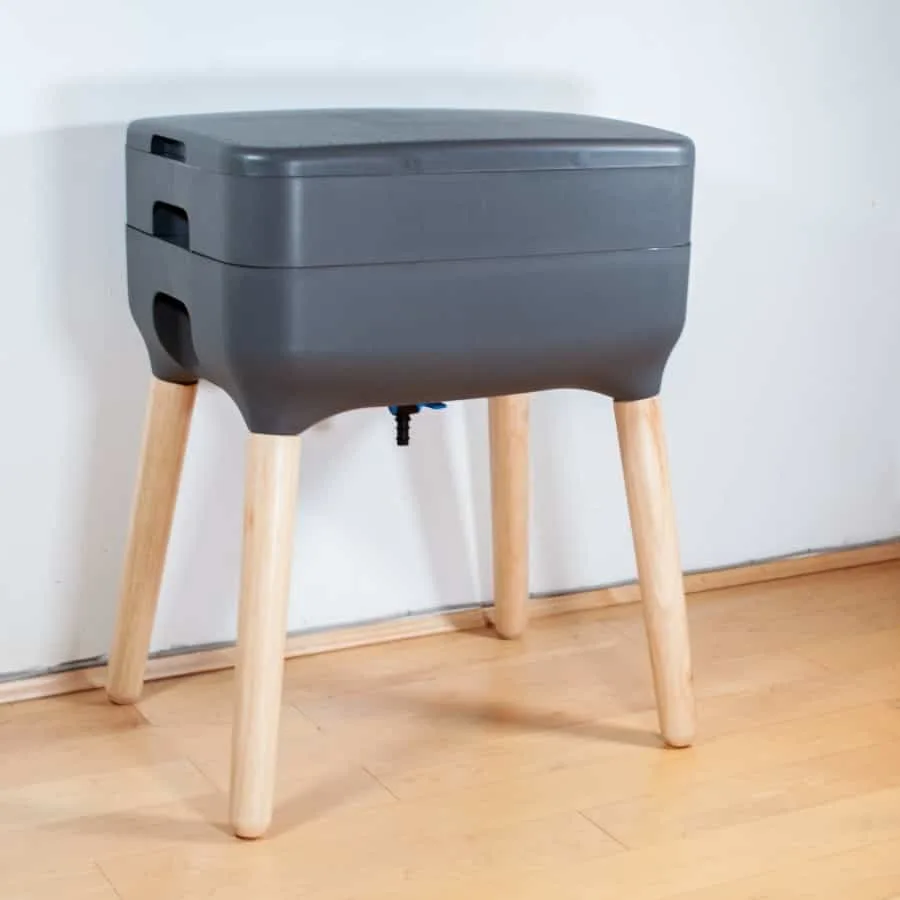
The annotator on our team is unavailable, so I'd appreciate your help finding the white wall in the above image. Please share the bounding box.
[2,0,899,676]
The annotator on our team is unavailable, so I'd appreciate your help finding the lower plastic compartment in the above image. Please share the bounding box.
[127,228,690,434]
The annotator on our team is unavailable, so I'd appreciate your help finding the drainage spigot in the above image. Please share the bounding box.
[388,403,447,447]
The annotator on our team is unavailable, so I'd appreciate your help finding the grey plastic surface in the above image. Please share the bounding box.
[127,109,693,177]
[128,229,689,434]
[124,109,694,434]
[127,153,692,268]
[126,109,693,268]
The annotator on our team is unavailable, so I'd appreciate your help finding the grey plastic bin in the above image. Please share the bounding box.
[124,108,694,434]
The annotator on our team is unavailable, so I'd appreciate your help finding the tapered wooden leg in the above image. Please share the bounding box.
[230,433,301,839]
[614,396,695,748]
[106,377,197,705]
[489,394,530,639]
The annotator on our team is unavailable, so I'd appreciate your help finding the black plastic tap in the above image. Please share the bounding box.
[388,403,447,446]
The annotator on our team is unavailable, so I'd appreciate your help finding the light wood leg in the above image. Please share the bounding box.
[230,433,301,839]
[106,377,197,705]
[489,394,530,639]
[614,396,695,748]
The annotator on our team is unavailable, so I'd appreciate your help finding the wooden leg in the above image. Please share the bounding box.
[489,394,530,639]
[230,433,301,839]
[106,377,197,705]
[614,396,695,748]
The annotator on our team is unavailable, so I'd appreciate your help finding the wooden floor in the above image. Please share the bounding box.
[4,563,900,899]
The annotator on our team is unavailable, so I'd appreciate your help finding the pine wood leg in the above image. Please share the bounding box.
[230,433,301,839]
[107,377,196,705]
[614,396,695,748]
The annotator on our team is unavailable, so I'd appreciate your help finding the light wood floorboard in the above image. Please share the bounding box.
[1,562,900,897]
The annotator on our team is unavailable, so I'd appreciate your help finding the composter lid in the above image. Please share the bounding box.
[126,108,693,178]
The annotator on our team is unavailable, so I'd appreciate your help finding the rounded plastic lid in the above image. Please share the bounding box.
[127,108,693,177]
